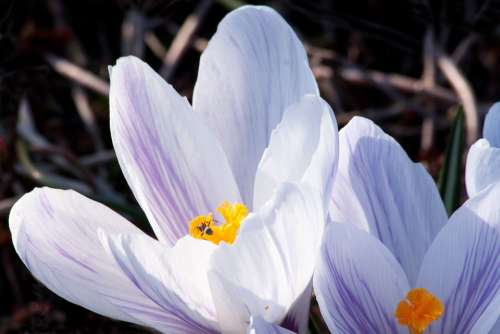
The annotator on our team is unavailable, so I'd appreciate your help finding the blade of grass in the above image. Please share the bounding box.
[438,106,465,215]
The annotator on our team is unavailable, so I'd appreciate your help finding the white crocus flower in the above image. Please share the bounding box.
[9,6,339,334]
[314,116,500,334]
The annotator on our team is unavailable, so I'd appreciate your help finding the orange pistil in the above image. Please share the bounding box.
[395,288,444,334]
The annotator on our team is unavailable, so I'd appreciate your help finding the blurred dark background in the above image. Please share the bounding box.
[1,0,500,332]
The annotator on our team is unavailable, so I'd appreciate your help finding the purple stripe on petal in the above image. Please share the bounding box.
[52,242,97,274]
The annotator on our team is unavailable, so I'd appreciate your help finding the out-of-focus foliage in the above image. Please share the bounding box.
[438,106,465,215]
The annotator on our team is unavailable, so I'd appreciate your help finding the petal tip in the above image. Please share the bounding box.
[483,102,500,147]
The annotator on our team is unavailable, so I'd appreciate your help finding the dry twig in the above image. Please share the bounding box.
[437,50,479,145]
[45,54,110,96]
[338,66,458,104]
[0,197,19,217]
[159,0,213,80]
[72,87,105,152]
[121,10,146,58]
[420,30,437,152]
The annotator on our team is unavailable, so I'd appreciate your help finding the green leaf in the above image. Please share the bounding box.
[438,106,465,215]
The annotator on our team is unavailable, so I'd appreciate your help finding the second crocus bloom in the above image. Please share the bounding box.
[315,116,500,334]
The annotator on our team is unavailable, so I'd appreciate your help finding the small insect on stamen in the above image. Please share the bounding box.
[188,202,249,245]
[189,214,219,242]
[196,222,213,236]
[205,228,213,235]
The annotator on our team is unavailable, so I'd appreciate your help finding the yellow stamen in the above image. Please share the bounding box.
[188,202,248,244]
[395,288,444,334]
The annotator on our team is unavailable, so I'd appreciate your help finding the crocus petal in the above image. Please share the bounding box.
[102,233,219,334]
[330,116,447,285]
[193,5,318,204]
[465,139,500,197]
[483,102,500,147]
[247,316,296,334]
[253,94,338,210]
[314,223,409,334]
[9,187,176,332]
[110,56,241,246]
[417,182,500,334]
[209,183,324,334]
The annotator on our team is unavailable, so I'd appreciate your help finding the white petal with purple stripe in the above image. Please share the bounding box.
[101,233,219,333]
[194,5,318,205]
[330,116,447,285]
[110,56,241,246]
[314,223,409,334]
[418,182,500,334]
[9,188,193,333]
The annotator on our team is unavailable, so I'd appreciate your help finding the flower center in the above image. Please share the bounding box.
[395,288,444,334]
[188,201,248,245]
